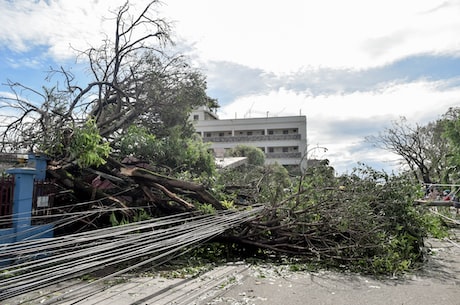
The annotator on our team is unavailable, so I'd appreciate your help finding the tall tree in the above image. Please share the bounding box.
[0,0,214,165]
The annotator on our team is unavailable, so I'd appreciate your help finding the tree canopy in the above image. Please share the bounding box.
[0,0,215,167]
[226,144,266,166]
[441,107,460,182]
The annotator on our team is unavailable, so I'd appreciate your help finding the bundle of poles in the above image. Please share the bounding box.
[0,205,263,304]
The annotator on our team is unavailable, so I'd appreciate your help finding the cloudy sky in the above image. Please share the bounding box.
[1,0,460,174]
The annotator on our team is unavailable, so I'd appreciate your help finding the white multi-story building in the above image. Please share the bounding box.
[190,107,307,170]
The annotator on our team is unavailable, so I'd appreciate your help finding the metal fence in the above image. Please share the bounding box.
[32,180,56,225]
[0,176,57,228]
[0,175,14,228]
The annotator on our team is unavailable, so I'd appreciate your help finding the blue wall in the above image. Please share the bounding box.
[0,155,54,245]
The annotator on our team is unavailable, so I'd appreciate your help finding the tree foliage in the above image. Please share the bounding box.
[119,125,216,177]
[70,118,111,167]
[217,160,291,205]
[119,125,160,162]
[230,162,441,275]
[226,144,265,166]
[441,107,460,181]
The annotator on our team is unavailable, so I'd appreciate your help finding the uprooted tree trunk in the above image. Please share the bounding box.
[45,160,224,227]
[120,167,223,210]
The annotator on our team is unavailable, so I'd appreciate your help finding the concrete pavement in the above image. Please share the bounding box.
[3,230,459,305]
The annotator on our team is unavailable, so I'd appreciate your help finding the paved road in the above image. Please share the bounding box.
[4,230,459,305]
[207,232,460,305]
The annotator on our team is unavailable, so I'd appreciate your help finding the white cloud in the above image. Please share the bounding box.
[2,0,460,175]
[219,79,460,121]
[0,0,154,60]
[217,79,460,173]
[2,0,460,72]
[5,56,42,69]
[162,0,460,72]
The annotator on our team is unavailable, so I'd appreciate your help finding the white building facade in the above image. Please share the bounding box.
[190,107,307,169]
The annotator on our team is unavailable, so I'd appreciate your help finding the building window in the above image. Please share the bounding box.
[193,114,199,121]
[293,129,298,133]
[282,147,289,153]
[268,147,274,153]
[205,133,211,137]
[247,131,252,136]
[283,130,289,134]
[219,132,224,137]
[268,130,274,135]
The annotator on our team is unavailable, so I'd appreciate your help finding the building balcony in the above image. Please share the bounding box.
[265,152,302,159]
[202,134,301,143]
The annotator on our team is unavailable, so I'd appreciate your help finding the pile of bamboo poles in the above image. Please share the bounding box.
[0,205,262,303]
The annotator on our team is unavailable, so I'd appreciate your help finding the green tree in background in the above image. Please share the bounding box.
[226,145,265,166]
[442,107,460,182]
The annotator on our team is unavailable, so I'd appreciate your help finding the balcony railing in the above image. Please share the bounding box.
[203,134,301,143]
[265,152,302,159]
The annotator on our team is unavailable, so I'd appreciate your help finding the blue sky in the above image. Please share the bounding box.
[1,0,460,174]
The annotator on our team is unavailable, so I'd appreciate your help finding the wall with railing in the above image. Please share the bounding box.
[265,152,302,159]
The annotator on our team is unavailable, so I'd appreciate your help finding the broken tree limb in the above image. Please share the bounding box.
[150,182,194,210]
[120,167,223,209]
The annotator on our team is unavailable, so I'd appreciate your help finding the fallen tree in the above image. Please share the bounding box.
[213,163,449,275]
[70,156,448,275]
[0,1,452,278]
